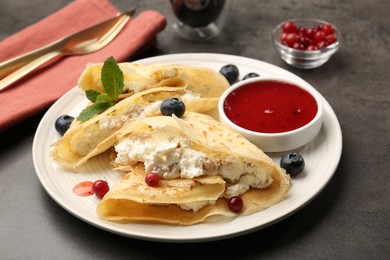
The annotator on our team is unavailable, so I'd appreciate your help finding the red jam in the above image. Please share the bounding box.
[73,181,94,196]
[223,80,318,133]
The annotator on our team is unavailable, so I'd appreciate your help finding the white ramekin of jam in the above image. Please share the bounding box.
[218,77,323,152]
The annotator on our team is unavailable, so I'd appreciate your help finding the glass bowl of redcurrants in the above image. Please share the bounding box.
[272,19,340,69]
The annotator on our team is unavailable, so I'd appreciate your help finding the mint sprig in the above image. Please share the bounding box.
[77,56,124,121]
[101,56,124,98]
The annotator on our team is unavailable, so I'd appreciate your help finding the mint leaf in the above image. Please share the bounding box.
[96,93,113,103]
[101,56,124,100]
[85,89,101,102]
[77,102,115,121]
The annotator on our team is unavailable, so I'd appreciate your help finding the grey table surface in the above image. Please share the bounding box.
[1,0,389,259]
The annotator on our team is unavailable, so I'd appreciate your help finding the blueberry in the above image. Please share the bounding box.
[242,72,260,80]
[280,152,305,177]
[160,98,186,118]
[55,115,74,136]
[219,64,239,84]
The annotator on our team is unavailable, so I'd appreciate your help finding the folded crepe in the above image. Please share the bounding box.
[97,112,290,225]
[51,64,229,169]
[78,63,229,98]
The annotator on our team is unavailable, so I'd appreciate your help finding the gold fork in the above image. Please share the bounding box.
[0,8,136,92]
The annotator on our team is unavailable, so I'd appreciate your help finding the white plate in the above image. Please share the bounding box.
[33,53,342,242]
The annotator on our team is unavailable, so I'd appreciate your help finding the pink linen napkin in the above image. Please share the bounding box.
[0,0,166,133]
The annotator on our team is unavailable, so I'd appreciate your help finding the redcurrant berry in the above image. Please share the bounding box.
[285,33,299,47]
[92,180,109,199]
[297,26,307,37]
[322,23,335,35]
[314,31,326,43]
[307,45,319,51]
[306,28,315,38]
[280,33,288,42]
[314,24,324,31]
[293,42,305,50]
[145,173,160,187]
[326,34,337,44]
[228,196,243,213]
[282,21,296,33]
[299,36,311,47]
[317,41,328,49]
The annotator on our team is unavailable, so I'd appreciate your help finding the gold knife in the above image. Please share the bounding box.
[0,8,136,92]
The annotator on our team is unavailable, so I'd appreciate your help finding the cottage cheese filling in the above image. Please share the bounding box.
[98,91,200,131]
[178,200,216,212]
[114,135,273,207]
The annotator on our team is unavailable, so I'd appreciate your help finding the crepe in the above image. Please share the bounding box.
[78,63,229,99]
[97,112,290,225]
[97,166,289,225]
[51,64,229,169]
[79,63,156,95]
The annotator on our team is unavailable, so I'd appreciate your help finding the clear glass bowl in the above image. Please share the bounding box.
[272,19,341,69]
